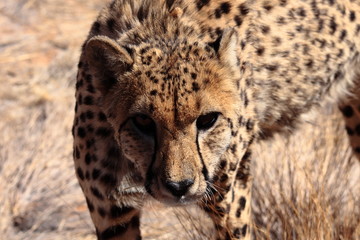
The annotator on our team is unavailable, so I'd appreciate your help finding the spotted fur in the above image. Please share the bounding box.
[73,0,360,239]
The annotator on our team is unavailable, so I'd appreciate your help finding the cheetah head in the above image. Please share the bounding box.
[85,29,241,205]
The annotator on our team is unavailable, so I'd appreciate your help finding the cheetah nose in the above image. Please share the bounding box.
[164,179,194,197]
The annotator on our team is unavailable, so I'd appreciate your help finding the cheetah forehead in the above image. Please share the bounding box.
[125,43,238,128]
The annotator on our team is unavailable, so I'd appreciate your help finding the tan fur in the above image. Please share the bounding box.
[73,0,360,239]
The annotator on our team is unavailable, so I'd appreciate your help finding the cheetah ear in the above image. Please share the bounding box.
[85,36,134,95]
[217,28,239,69]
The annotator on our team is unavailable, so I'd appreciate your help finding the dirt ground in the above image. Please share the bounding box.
[0,0,359,239]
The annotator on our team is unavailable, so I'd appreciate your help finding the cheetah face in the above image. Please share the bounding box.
[117,107,233,205]
[85,29,240,205]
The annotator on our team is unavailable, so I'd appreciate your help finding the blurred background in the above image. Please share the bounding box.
[0,0,359,239]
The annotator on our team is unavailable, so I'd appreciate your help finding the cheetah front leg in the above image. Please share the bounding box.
[199,148,253,240]
[89,201,142,240]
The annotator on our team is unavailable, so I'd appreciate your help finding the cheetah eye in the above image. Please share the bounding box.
[132,114,156,136]
[196,112,220,131]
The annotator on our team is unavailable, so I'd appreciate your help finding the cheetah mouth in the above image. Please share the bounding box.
[153,193,203,206]
[145,177,205,206]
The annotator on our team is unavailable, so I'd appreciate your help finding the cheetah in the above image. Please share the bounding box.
[73,0,360,239]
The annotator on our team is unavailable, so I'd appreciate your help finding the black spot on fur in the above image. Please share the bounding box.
[85,152,92,165]
[339,29,347,41]
[242,224,248,236]
[77,167,85,180]
[238,3,249,15]
[234,15,242,26]
[98,112,107,122]
[317,19,324,32]
[266,64,278,71]
[110,205,134,219]
[219,173,228,182]
[305,59,314,68]
[77,127,86,138]
[334,70,343,80]
[263,3,273,11]
[196,0,210,10]
[239,196,246,210]
[92,168,101,180]
[296,25,304,32]
[261,25,270,34]
[220,2,231,14]
[256,46,265,56]
[100,224,129,239]
[236,206,242,218]
[272,37,282,46]
[98,207,106,217]
[350,11,356,21]
[220,160,227,169]
[214,8,222,18]
[192,82,200,92]
[329,17,337,34]
[191,73,197,80]
[337,49,344,58]
[84,96,94,105]
[106,18,116,31]
[245,120,254,131]
[86,197,94,212]
[75,146,80,159]
[297,7,306,17]
[277,16,286,25]
[91,186,104,200]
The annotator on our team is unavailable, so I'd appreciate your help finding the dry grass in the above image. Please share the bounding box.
[252,107,360,240]
[0,0,359,239]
